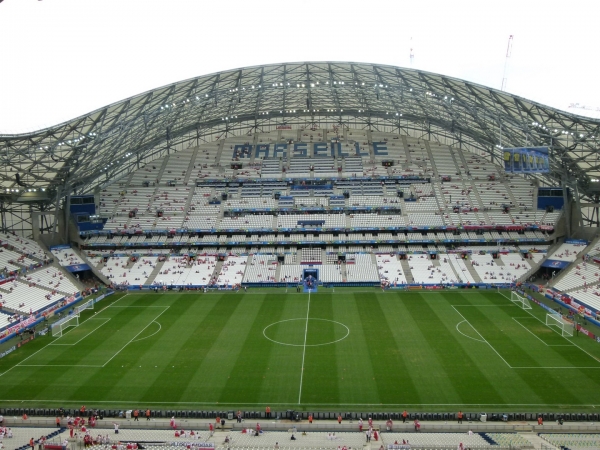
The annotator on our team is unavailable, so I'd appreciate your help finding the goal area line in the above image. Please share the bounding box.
[452,304,600,370]
[49,318,111,346]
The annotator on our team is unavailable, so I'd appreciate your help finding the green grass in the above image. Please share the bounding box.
[1,288,600,412]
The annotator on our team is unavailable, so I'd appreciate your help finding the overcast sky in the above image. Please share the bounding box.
[0,0,599,134]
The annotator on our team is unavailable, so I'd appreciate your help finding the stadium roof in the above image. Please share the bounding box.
[1,61,599,200]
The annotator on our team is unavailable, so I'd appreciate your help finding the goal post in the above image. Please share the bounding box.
[546,312,574,337]
[510,290,532,310]
[77,298,94,313]
[51,314,80,338]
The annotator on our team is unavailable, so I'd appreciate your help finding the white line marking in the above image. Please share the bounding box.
[511,366,600,369]
[131,322,162,343]
[263,318,349,347]
[511,317,574,347]
[514,296,600,365]
[18,364,103,367]
[451,305,513,368]
[455,320,485,342]
[102,307,169,367]
[452,304,517,306]
[1,399,597,407]
[50,318,110,346]
[109,306,169,308]
[298,289,311,404]
[0,294,122,377]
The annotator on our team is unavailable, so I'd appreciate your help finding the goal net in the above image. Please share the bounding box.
[77,298,94,313]
[546,312,574,337]
[51,314,80,337]
[510,291,532,310]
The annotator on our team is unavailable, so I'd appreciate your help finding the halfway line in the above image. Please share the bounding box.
[298,289,311,404]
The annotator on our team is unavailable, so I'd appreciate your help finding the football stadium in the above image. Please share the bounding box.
[1,61,600,449]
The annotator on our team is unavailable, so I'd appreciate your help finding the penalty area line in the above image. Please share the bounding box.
[102,307,169,367]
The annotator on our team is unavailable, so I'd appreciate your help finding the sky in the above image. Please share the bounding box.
[0,0,599,134]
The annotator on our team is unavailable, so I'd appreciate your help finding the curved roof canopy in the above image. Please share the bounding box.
[1,62,599,199]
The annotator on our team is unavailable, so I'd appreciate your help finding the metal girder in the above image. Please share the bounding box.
[1,61,599,204]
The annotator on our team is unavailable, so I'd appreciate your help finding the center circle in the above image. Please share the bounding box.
[263,318,350,347]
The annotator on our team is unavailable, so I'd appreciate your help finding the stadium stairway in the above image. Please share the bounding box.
[182,147,200,185]
[181,186,196,218]
[501,173,521,209]
[439,257,463,282]
[400,135,413,163]
[212,260,224,283]
[464,259,483,283]
[155,153,173,182]
[453,143,471,176]
[467,178,486,211]
[273,257,282,282]
[400,258,415,283]
[146,260,167,285]
[345,215,352,228]
[424,141,440,180]
[340,262,348,281]
[521,432,559,449]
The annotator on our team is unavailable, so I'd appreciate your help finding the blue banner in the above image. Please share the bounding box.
[541,259,570,269]
[65,264,91,272]
[49,245,72,251]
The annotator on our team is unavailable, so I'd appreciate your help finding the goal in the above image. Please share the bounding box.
[51,313,80,337]
[546,312,574,337]
[77,298,94,313]
[510,291,532,310]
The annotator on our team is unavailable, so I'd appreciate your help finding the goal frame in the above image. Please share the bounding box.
[545,312,574,337]
[51,314,80,338]
[77,298,94,313]
[510,290,532,310]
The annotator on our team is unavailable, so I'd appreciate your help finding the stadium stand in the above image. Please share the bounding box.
[376,254,408,285]
[50,247,86,267]
[547,241,588,262]
[539,432,600,449]
[554,261,600,292]
[0,126,562,297]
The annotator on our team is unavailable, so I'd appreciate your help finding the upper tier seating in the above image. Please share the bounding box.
[0,233,47,259]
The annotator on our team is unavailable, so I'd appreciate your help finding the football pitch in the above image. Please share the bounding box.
[1,288,600,412]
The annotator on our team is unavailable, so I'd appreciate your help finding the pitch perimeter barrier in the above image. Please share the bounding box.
[0,290,114,346]
[1,414,599,435]
[125,283,514,291]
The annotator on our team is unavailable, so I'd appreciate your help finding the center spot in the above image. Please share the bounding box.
[263,318,350,347]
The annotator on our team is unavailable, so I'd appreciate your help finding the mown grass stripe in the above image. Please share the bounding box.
[355,292,420,405]
[300,293,340,405]
[405,292,506,405]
